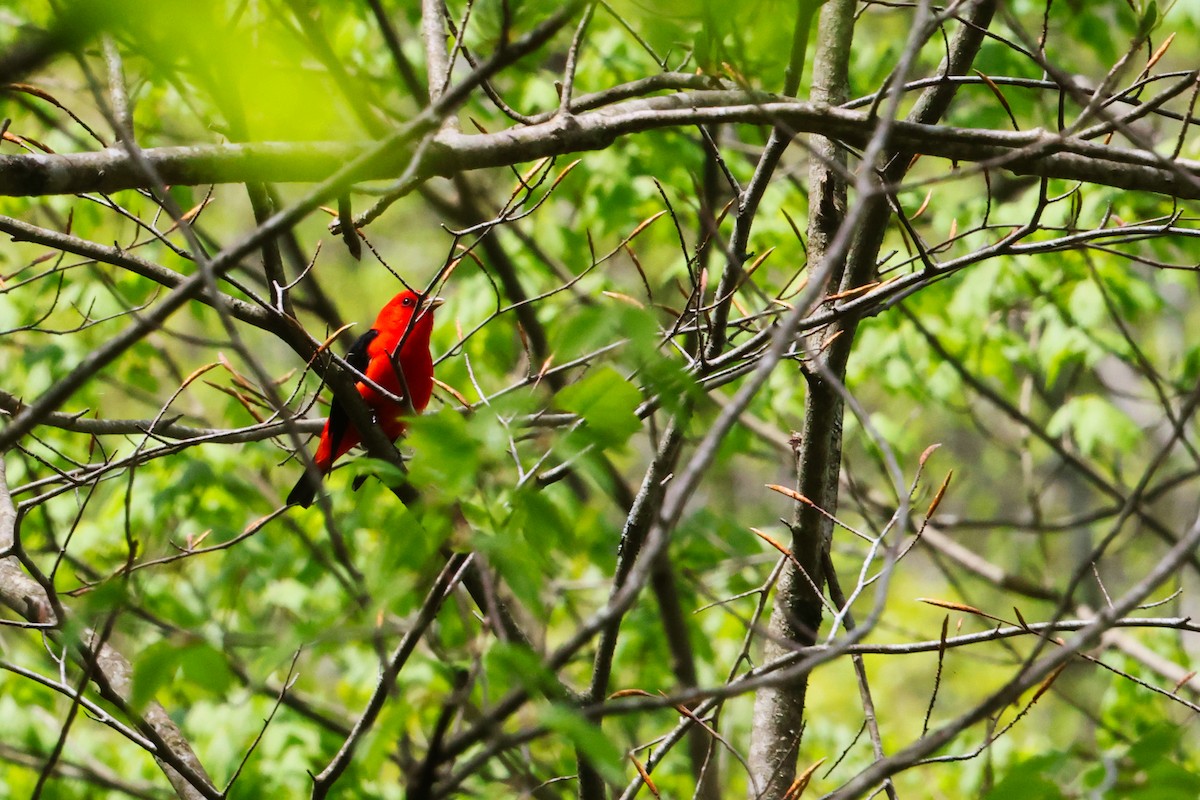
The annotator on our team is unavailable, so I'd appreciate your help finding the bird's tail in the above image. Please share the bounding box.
[286,472,321,508]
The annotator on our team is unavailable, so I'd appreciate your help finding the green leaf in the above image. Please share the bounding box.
[485,642,559,697]
[984,754,1066,800]
[266,578,310,613]
[1046,394,1141,457]
[1181,343,1200,384]
[1034,311,1099,386]
[539,704,625,785]
[1068,280,1107,327]
[130,640,183,709]
[344,456,408,489]
[406,407,482,496]
[1122,726,1200,798]
[1138,0,1158,36]
[474,526,547,617]
[179,642,234,696]
[557,366,642,446]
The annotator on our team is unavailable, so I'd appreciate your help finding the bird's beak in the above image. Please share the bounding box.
[424,296,445,310]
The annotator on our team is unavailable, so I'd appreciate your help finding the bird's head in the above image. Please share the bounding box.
[377,290,443,342]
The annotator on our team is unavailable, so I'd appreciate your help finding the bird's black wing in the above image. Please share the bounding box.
[324,327,379,460]
[288,328,380,508]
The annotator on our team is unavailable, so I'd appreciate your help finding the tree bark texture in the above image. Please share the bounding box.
[747,1,998,795]
[746,0,856,795]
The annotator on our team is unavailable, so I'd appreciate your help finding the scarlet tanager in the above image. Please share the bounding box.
[287,290,443,508]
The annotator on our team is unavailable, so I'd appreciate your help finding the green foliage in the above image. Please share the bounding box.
[556,365,643,446]
[605,0,803,79]
[1110,725,1200,799]
[2,0,1200,797]
[539,704,626,783]
[1046,394,1141,457]
[984,754,1068,800]
[405,407,484,496]
[130,638,234,709]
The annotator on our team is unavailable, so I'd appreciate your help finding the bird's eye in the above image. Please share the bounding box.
[402,297,414,307]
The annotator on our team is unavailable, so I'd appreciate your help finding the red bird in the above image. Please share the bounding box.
[288,290,442,508]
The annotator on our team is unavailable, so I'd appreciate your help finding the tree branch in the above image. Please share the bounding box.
[1,92,1197,199]
[0,457,216,799]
